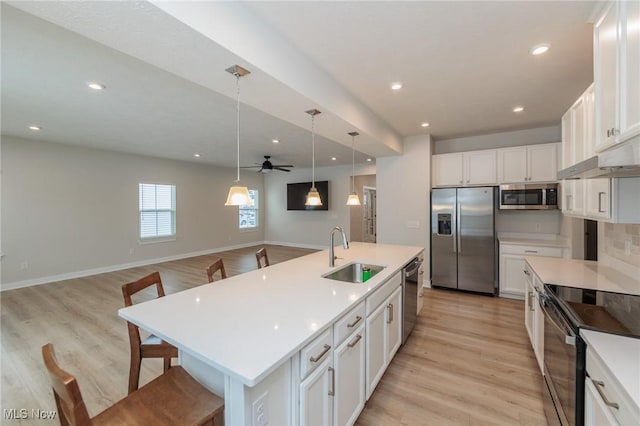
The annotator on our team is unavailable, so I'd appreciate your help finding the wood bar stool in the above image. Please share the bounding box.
[255,247,270,269]
[206,257,227,283]
[42,343,224,426]
[121,272,178,394]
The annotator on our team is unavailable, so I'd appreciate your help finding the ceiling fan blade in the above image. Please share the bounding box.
[239,166,260,168]
[274,167,291,172]
[272,164,294,168]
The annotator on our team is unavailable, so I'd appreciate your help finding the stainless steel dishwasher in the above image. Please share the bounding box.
[402,257,422,344]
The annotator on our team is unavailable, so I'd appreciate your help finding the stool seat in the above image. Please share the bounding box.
[92,366,223,426]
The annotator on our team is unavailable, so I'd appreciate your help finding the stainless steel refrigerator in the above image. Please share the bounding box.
[430,187,496,295]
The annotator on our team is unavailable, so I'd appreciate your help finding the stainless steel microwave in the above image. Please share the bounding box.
[499,183,559,210]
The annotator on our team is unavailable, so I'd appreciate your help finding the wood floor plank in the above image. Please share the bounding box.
[1,247,547,425]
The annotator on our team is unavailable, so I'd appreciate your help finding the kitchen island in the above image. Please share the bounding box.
[119,242,423,425]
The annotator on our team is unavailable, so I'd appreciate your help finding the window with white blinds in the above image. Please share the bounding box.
[239,189,258,229]
[139,183,176,240]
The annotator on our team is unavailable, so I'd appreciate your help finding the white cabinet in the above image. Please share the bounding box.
[498,144,559,183]
[585,338,639,426]
[432,153,463,187]
[385,287,402,362]
[365,274,402,400]
[463,150,497,185]
[299,329,334,426]
[523,263,544,375]
[594,1,640,152]
[432,150,496,187]
[499,243,563,299]
[333,324,365,426]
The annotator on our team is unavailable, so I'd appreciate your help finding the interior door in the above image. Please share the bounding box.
[362,187,377,243]
[457,187,495,294]
[431,188,457,289]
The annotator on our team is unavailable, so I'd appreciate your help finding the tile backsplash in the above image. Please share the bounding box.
[602,223,640,267]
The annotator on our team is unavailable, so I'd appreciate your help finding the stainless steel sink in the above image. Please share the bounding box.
[322,262,385,283]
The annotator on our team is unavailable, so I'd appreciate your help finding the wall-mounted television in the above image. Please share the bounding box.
[287,181,329,211]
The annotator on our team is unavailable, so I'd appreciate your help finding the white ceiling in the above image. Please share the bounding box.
[1,1,596,169]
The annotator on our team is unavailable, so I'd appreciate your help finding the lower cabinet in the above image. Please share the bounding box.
[333,324,365,426]
[299,271,403,426]
[499,243,564,299]
[366,285,402,399]
[300,356,334,426]
[523,262,545,375]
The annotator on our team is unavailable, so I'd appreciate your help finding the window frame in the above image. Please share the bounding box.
[239,189,259,231]
[138,182,177,243]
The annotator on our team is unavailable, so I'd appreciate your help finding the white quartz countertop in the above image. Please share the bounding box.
[525,257,640,296]
[119,242,423,387]
[581,329,640,410]
[499,237,568,248]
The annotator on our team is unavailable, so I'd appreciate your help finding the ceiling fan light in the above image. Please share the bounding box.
[225,185,252,206]
[346,192,361,206]
[305,188,322,206]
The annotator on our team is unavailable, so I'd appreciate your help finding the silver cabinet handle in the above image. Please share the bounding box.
[524,250,538,254]
[592,379,619,410]
[347,316,362,328]
[598,192,606,213]
[347,334,362,348]
[387,303,394,324]
[310,344,331,363]
[328,367,335,396]
[528,292,534,311]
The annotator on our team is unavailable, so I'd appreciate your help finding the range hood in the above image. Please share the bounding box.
[558,137,640,179]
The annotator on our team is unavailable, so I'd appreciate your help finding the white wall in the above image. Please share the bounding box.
[433,125,560,154]
[496,210,563,235]
[1,137,265,288]
[376,134,431,260]
[264,163,375,248]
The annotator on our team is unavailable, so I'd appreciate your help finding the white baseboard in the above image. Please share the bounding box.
[1,241,264,292]
[263,240,326,251]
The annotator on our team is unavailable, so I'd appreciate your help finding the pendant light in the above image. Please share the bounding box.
[225,65,253,206]
[305,109,323,206]
[346,131,362,206]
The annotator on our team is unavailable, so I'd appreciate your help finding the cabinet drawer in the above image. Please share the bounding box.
[300,328,333,380]
[587,345,639,425]
[500,244,563,258]
[334,301,365,347]
[366,272,401,316]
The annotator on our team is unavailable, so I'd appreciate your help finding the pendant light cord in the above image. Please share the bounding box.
[235,74,240,183]
[311,114,316,187]
[351,134,356,192]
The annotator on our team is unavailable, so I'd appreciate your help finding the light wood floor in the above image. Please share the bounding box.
[1,246,546,425]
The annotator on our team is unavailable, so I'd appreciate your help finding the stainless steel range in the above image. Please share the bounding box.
[540,284,640,426]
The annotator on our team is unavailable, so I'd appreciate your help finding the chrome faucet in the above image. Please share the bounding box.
[329,226,349,267]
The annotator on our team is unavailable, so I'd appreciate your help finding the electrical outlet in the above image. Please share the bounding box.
[20,261,28,270]
[252,392,268,426]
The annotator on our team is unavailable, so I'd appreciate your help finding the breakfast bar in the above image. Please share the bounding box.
[119,242,423,425]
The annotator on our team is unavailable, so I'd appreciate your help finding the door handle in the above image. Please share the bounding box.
[309,344,331,363]
[328,367,335,396]
[347,316,363,328]
[592,379,619,410]
[387,303,394,324]
[598,192,605,213]
[347,334,362,348]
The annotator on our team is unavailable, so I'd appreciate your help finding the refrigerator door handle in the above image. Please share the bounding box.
[456,202,461,253]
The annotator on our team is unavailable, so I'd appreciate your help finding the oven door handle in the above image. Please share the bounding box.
[539,297,576,346]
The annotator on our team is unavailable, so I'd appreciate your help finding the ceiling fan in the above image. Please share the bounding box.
[240,156,294,173]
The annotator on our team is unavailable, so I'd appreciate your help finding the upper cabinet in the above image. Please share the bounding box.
[433,143,558,188]
[594,0,640,151]
[498,144,559,184]
[432,150,496,187]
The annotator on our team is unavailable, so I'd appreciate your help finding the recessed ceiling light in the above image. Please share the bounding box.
[513,106,525,113]
[421,122,430,128]
[29,125,41,131]
[194,153,201,158]
[530,44,550,55]
[391,82,403,90]
[272,139,279,144]
[367,158,372,162]
[87,82,106,90]
[331,157,337,161]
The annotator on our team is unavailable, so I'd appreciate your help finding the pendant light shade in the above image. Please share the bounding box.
[224,65,252,207]
[346,131,361,206]
[305,109,323,206]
